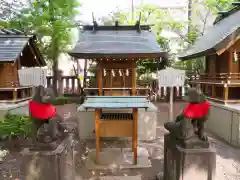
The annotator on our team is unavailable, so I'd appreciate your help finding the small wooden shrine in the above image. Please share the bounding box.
[0,29,46,103]
[69,20,166,164]
[179,2,240,104]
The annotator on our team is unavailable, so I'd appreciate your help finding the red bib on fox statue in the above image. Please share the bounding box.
[29,100,56,120]
[183,101,210,119]
[164,87,210,142]
[29,85,64,143]
[182,86,210,120]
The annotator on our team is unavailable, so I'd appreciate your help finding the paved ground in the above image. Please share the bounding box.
[1,102,240,180]
[73,102,240,180]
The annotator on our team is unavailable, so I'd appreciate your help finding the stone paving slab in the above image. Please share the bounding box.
[56,102,240,180]
[99,175,142,180]
[73,102,240,180]
[85,148,151,170]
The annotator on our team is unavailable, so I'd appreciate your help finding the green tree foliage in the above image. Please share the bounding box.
[99,5,172,76]
[99,1,232,75]
[0,0,81,95]
[171,0,235,73]
[203,0,235,13]
[0,0,26,27]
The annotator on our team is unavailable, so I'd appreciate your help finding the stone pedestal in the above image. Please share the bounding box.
[20,134,75,180]
[162,133,216,180]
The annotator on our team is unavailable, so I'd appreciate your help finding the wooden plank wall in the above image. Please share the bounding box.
[0,60,20,87]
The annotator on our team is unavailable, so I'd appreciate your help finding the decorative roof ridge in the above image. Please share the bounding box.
[82,24,152,32]
[0,28,26,35]
[214,2,240,24]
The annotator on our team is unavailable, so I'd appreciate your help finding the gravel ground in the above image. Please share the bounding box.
[1,102,240,180]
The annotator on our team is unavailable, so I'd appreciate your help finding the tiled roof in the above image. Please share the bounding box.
[0,29,30,62]
[0,29,46,66]
[69,24,166,59]
[178,4,240,60]
[214,2,240,24]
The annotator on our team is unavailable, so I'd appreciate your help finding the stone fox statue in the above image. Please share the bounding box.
[29,85,64,143]
[165,87,210,141]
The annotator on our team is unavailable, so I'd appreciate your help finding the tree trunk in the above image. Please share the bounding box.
[187,0,193,71]
[49,0,59,97]
[73,63,82,94]
[131,0,134,20]
[51,24,60,96]
[83,59,88,89]
[52,55,59,96]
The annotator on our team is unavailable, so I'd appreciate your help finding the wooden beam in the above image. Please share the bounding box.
[132,67,136,95]
[13,89,17,102]
[97,61,103,95]
[30,38,45,64]
[110,70,113,94]
[216,35,240,56]
[228,47,233,73]
[101,60,136,69]
[95,109,100,163]
[132,108,138,165]
[211,85,215,98]
[27,41,41,66]
[223,85,229,101]
[70,53,165,59]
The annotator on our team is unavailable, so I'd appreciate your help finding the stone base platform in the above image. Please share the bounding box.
[158,134,216,180]
[85,147,151,170]
[20,135,75,180]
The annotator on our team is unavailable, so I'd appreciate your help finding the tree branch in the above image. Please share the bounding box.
[200,8,211,35]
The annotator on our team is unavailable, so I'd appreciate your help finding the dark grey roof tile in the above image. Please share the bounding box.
[0,37,28,62]
[179,9,240,60]
[69,25,165,58]
[0,28,46,66]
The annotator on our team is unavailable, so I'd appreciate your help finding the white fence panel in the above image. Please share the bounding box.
[157,67,186,87]
[18,67,47,86]
[157,67,186,121]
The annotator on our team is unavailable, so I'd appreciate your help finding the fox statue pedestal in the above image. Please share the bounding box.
[157,88,216,180]
[21,86,76,180]
[159,134,216,180]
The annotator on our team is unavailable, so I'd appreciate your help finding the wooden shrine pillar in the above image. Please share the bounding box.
[95,109,100,163]
[97,61,103,95]
[211,85,215,98]
[131,61,138,165]
[132,62,137,96]
[224,84,229,101]
[228,47,233,73]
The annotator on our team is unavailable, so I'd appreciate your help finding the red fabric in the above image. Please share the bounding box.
[29,100,56,120]
[183,101,210,119]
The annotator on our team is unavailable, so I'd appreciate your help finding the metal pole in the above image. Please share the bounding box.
[169,87,174,121]
[131,0,134,20]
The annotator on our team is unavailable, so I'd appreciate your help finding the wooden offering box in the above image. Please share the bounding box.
[83,96,150,164]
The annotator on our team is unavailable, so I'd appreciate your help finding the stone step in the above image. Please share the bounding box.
[86,148,151,170]
[156,172,163,180]
[99,175,141,180]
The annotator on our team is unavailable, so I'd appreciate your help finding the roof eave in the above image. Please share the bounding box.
[179,28,240,61]
[29,36,47,67]
[178,49,216,61]
[68,52,167,59]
